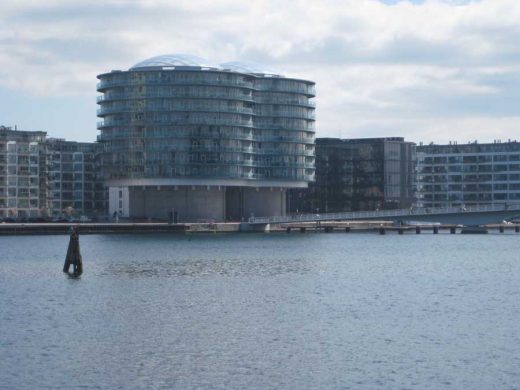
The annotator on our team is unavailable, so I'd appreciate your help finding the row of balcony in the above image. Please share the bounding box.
[105,171,315,182]
[0,194,39,198]
[97,106,316,120]
[97,120,315,133]
[97,131,315,144]
[98,92,254,103]
[98,105,254,117]
[96,93,316,107]
[97,79,316,96]
[419,165,520,173]
[100,144,315,156]
[104,159,315,169]
[419,187,519,192]
[419,156,520,163]
[418,175,520,182]
[420,195,519,202]
[98,117,253,129]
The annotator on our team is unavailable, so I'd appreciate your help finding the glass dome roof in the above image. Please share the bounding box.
[220,61,283,77]
[130,54,221,70]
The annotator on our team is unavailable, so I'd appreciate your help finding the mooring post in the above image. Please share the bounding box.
[450,227,456,234]
[499,225,505,233]
[286,227,291,233]
[433,226,439,234]
[63,226,83,277]
[379,227,386,235]
[345,227,351,233]
[516,225,520,233]
[398,228,404,235]
[415,226,421,234]
[300,227,306,233]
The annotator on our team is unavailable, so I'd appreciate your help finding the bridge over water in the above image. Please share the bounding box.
[251,203,520,226]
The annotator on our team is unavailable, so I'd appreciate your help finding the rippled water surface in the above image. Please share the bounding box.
[1,232,520,389]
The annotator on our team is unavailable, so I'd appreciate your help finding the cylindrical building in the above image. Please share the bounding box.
[96,54,315,221]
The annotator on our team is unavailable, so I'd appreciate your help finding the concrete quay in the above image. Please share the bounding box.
[0,222,189,235]
[0,221,518,235]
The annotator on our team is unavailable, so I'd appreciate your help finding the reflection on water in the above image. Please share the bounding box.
[1,233,520,389]
[103,257,312,278]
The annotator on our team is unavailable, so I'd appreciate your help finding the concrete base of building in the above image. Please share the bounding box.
[110,185,287,222]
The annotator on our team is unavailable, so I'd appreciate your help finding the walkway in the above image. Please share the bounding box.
[251,203,520,226]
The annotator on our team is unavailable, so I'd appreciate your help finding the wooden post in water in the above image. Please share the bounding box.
[516,225,520,233]
[450,227,456,234]
[63,227,83,277]
[499,225,505,233]
[415,226,421,234]
[433,226,439,234]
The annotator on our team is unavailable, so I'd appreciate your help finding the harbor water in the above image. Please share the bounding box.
[1,232,520,389]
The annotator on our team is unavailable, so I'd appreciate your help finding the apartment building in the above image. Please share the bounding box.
[0,126,105,218]
[97,54,315,221]
[416,141,520,208]
[0,127,47,218]
[46,138,106,217]
[289,137,416,213]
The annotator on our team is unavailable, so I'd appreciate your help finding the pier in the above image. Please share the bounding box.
[278,221,520,234]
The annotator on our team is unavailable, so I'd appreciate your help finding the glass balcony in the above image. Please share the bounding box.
[97,105,254,117]
[96,68,316,183]
[97,77,254,91]
[98,92,255,103]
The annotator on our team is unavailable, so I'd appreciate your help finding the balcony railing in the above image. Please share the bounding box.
[97,92,255,103]
[97,105,254,116]
[97,78,254,90]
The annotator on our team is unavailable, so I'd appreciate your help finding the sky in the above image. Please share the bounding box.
[0,0,519,144]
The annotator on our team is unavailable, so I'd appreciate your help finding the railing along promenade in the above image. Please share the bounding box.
[251,203,520,225]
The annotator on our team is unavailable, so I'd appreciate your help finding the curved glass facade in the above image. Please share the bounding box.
[96,56,315,186]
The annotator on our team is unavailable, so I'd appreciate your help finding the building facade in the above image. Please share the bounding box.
[417,141,520,208]
[0,126,105,219]
[97,54,316,221]
[0,127,47,218]
[46,139,106,217]
[289,137,416,213]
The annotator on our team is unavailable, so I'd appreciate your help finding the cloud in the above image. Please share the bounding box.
[0,0,518,143]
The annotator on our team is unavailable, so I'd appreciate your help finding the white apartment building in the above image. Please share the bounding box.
[416,141,520,208]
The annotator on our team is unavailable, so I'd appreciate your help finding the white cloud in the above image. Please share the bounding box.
[0,0,518,143]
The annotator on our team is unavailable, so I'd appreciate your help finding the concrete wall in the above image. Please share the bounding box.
[108,187,130,217]
[242,187,286,219]
[224,187,286,221]
[119,185,287,222]
[129,186,225,222]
